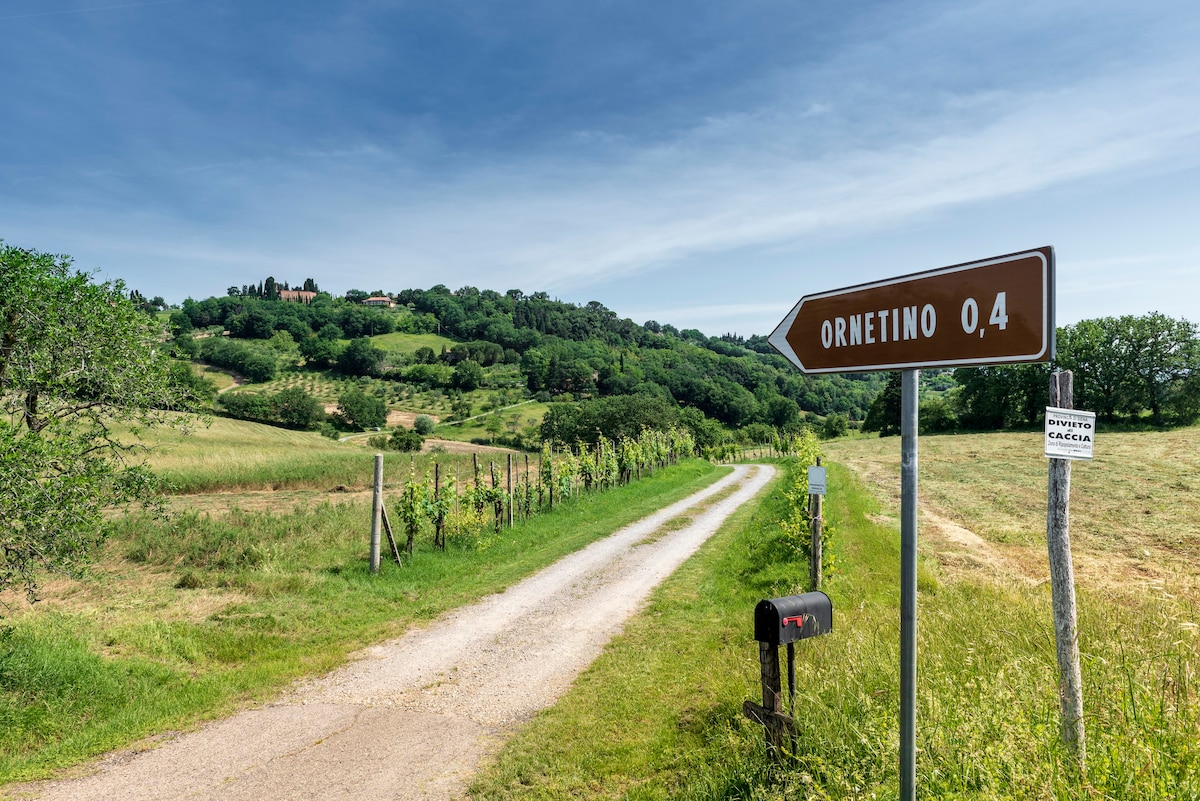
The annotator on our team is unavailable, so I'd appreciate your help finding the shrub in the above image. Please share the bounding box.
[821,412,849,439]
[413,414,435,435]
[367,428,424,452]
[337,388,388,430]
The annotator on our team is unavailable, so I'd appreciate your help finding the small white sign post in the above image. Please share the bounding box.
[807,465,827,495]
[1045,407,1096,461]
[1045,373,1088,770]
[807,462,826,591]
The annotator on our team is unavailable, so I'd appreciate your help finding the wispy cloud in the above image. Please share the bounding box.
[3,0,1199,333]
[0,0,188,22]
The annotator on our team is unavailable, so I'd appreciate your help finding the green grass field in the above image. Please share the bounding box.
[470,429,1200,800]
[368,331,457,354]
[5,423,1197,798]
[434,400,548,443]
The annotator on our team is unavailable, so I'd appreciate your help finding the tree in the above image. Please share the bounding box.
[451,359,485,391]
[386,428,424,452]
[822,412,849,439]
[1122,313,1199,424]
[764,394,801,430]
[485,413,504,443]
[271,387,326,430]
[317,322,343,340]
[337,389,388,430]
[862,372,903,436]
[1,242,195,601]
[413,414,435,435]
[337,337,385,377]
[299,335,342,370]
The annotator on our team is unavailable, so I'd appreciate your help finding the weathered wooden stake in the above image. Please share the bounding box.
[742,642,795,758]
[370,453,383,574]
[434,462,443,550]
[507,453,514,528]
[381,503,402,566]
[1048,370,1086,769]
[809,456,824,591]
[490,461,502,531]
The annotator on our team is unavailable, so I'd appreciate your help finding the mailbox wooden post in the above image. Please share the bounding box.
[744,592,833,758]
[744,642,794,755]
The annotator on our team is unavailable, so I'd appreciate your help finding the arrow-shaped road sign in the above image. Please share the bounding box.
[768,247,1055,374]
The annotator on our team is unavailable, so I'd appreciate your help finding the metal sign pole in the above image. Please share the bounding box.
[900,369,919,800]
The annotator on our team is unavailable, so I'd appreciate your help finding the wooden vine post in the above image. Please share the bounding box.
[490,461,502,531]
[369,453,383,573]
[809,457,824,591]
[434,462,444,549]
[507,453,514,528]
[1047,370,1086,769]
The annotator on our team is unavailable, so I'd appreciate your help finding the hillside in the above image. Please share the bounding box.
[170,285,886,449]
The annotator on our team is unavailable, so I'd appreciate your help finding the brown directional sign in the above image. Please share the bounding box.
[769,247,1055,373]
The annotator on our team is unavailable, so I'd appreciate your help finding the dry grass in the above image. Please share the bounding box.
[824,425,1200,602]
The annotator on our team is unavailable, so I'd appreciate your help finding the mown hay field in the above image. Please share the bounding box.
[823,426,1200,604]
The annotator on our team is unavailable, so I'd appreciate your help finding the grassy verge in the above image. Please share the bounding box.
[0,460,724,786]
[470,456,1200,800]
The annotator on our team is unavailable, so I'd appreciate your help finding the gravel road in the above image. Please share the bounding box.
[19,464,775,801]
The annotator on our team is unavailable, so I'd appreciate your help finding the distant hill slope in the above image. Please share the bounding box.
[172,286,886,436]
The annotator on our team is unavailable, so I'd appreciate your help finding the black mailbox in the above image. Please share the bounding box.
[754,592,832,645]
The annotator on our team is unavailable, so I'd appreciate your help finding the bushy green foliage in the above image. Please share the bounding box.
[821,412,849,439]
[298,334,342,369]
[540,394,680,445]
[220,386,326,430]
[270,386,327,429]
[0,241,194,601]
[367,427,423,452]
[336,337,385,377]
[199,337,278,382]
[413,414,435,435]
[953,313,1200,430]
[169,361,219,404]
[862,371,903,436]
[451,359,484,391]
[337,388,387,430]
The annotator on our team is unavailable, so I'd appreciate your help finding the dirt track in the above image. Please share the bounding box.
[19,464,774,801]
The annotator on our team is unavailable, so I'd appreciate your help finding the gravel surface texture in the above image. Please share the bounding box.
[18,464,774,801]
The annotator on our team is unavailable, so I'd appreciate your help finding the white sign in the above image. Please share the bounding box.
[1045,407,1096,460]
[808,465,827,495]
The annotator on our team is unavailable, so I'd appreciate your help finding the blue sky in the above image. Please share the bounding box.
[3,0,1198,337]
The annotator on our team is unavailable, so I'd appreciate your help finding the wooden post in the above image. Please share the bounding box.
[370,454,383,574]
[1048,370,1086,769]
[504,453,513,527]
[490,461,501,532]
[381,504,402,566]
[434,462,443,550]
[742,642,794,758]
[809,456,823,591]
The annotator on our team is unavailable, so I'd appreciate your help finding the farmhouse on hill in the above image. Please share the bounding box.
[279,289,317,304]
[363,295,396,308]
